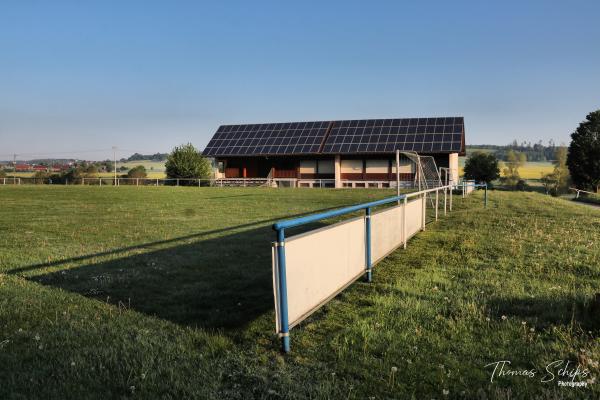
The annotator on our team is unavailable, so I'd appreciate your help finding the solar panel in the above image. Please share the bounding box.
[203,117,464,156]
[321,118,464,154]
[203,121,329,157]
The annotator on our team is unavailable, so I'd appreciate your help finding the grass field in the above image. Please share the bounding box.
[1,187,599,399]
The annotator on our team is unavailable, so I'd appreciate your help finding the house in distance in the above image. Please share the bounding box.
[203,117,465,188]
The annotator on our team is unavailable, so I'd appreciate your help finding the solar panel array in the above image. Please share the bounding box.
[322,117,463,154]
[203,117,464,156]
[202,121,329,156]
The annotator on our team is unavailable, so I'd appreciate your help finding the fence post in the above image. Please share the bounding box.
[156,179,159,187]
[484,183,488,208]
[421,192,426,231]
[444,186,447,215]
[275,229,290,353]
[365,207,372,282]
[450,185,453,211]
[435,189,439,221]
[403,196,407,249]
[82,178,85,185]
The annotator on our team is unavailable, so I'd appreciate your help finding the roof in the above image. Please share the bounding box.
[203,117,465,157]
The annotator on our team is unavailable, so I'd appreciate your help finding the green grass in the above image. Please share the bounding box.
[1,186,599,399]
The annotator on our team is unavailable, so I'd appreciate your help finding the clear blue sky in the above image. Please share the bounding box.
[1,1,599,160]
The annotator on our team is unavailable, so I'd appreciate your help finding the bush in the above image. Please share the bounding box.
[127,165,147,179]
[463,152,500,184]
[165,143,212,183]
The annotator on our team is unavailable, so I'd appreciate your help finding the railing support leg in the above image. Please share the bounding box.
[365,207,372,282]
[276,229,290,353]
[484,183,488,208]
[403,197,407,249]
[435,189,439,221]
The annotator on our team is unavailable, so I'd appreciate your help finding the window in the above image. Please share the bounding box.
[391,160,414,173]
[317,160,334,174]
[365,160,388,173]
[299,160,317,174]
[341,159,362,173]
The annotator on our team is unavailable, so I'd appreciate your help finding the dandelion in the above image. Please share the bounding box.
[18,328,23,333]
[530,328,535,333]
[141,373,146,379]
[391,366,398,372]
[38,344,43,350]
[406,359,412,364]
[433,286,438,291]
[444,297,449,301]
[521,321,527,325]
[71,361,75,367]
[486,317,490,322]
[34,334,40,341]
[443,389,450,396]
[129,386,135,393]
[501,315,507,321]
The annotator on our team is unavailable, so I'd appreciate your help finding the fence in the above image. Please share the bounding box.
[271,182,488,352]
[1,176,434,189]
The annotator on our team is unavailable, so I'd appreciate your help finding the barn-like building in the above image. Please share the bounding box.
[203,117,465,188]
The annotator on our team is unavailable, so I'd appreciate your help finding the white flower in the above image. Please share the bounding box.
[443,389,450,395]
[521,321,527,325]
[71,361,75,367]
[486,317,491,322]
[501,315,507,321]
[34,334,40,341]
[391,366,398,372]
[530,328,535,332]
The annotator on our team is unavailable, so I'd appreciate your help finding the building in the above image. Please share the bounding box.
[203,117,465,188]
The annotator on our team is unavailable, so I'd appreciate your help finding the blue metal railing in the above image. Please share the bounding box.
[272,182,487,353]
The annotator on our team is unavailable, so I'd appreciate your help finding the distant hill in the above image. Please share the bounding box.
[121,153,168,162]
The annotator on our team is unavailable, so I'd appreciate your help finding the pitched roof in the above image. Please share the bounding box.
[203,117,465,157]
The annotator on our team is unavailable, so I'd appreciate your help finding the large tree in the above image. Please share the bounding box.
[463,151,500,184]
[165,143,212,181]
[567,110,600,192]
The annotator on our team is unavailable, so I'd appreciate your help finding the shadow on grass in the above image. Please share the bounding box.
[16,207,337,332]
[486,293,600,332]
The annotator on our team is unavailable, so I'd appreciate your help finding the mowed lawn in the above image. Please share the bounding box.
[1,186,599,399]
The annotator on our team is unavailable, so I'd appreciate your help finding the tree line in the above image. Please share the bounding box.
[464,109,600,195]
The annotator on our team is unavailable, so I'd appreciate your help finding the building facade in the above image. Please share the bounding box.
[203,117,465,188]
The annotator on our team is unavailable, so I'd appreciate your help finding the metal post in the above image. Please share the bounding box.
[444,186,447,215]
[99,178,102,187]
[435,189,439,221]
[156,179,159,187]
[484,183,488,208]
[396,150,400,202]
[403,196,407,249]
[276,229,290,353]
[365,207,372,282]
[137,178,139,187]
[421,193,426,231]
[82,178,84,185]
[450,184,453,211]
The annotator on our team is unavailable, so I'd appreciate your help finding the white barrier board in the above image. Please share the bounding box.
[370,198,424,264]
[274,216,366,330]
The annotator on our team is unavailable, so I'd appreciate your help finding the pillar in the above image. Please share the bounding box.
[449,153,459,186]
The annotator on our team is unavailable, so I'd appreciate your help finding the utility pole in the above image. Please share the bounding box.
[112,146,117,184]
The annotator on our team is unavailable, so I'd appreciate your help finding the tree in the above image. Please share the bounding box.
[567,110,600,192]
[165,143,212,182]
[127,165,147,178]
[502,150,526,187]
[0,169,6,178]
[463,152,500,184]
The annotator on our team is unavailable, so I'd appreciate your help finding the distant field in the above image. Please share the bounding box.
[1,186,599,399]
[459,158,554,180]
[7,160,167,179]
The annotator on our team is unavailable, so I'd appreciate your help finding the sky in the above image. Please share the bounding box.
[1,0,599,160]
